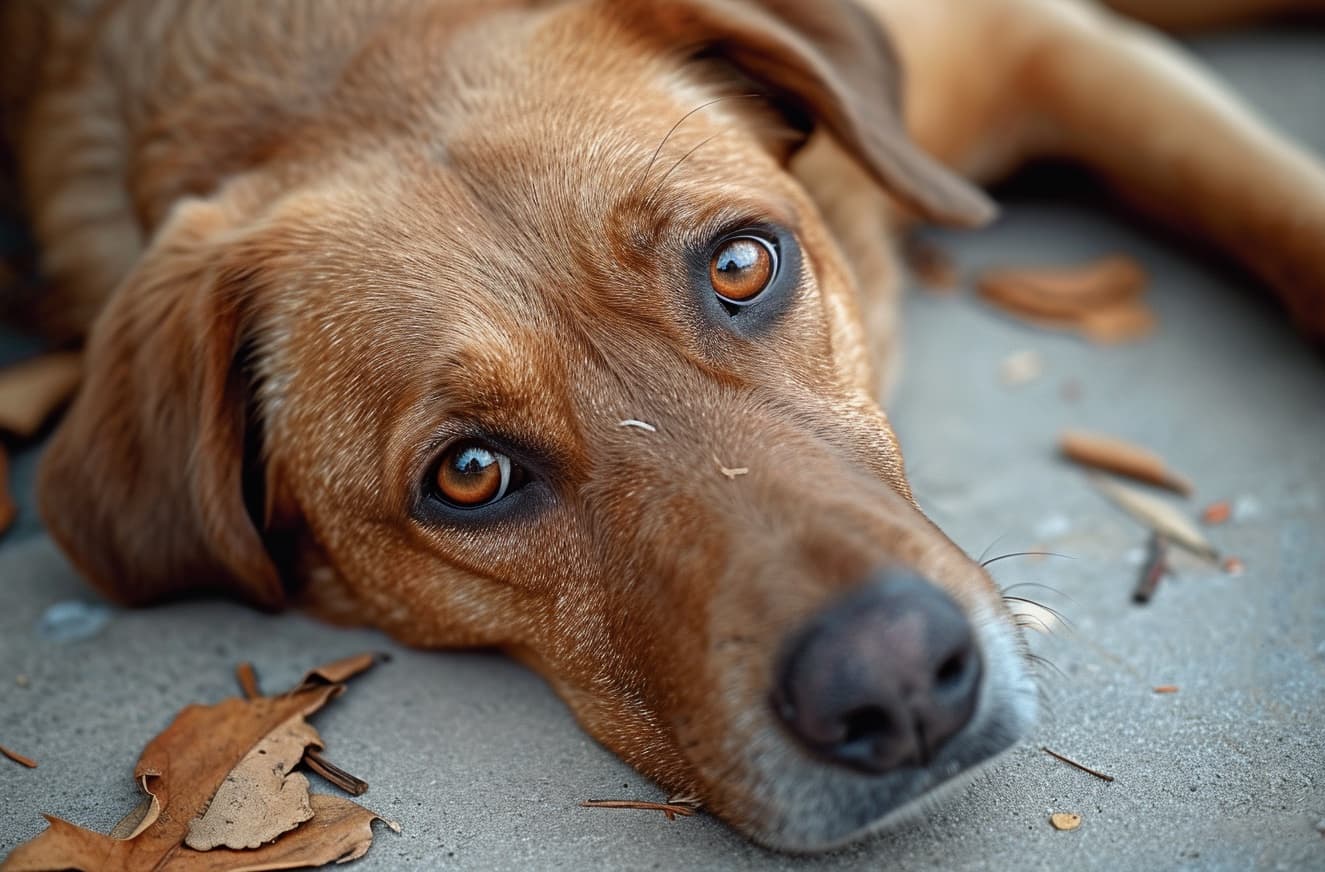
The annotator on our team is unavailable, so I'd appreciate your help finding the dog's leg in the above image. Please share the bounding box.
[1015,0,1325,336]
[868,0,1325,338]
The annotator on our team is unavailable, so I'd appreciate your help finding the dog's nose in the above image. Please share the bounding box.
[772,571,983,773]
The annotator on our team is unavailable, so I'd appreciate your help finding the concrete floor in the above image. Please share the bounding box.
[3,24,1324,872]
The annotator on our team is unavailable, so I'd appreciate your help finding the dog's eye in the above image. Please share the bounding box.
[433,441,524,508]
[709,234,778,306]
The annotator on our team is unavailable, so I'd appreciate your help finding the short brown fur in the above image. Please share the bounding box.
[3,0,1322,851]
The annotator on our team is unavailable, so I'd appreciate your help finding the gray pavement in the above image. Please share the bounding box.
[2,25,1324,872]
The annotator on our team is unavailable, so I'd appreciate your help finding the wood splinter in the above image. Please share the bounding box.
[580,799,698,821]
[1,742,38,769]
[1041,746,1115,782]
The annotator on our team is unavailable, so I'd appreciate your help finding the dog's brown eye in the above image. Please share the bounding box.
[709,235,778,305]
[435,441,516,508]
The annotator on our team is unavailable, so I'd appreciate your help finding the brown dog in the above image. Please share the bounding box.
[3,0,1323,852]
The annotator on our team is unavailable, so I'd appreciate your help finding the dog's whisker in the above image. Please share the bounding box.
[975,534,1012,566]
[645,128,732,203]
[999,581,1072,601]
[1003,594,1074,630]
[634,93,762,194]
[980,550,1074,568]
[617,419,658,433]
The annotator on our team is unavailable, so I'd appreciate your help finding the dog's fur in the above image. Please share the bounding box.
[3,0,1323,851]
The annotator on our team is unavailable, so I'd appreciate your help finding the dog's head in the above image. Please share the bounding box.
[39,0,1034,851]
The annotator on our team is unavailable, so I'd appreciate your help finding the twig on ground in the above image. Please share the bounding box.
[1041,746,1115,782]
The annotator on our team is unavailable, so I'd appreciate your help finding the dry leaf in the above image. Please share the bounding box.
[978,256,1155,343]
[1153,685,1180,694]
[1061,430,1190,495]
[1050,812,1082,831]
[2,655,390,872]
[0,445,15,539]
[1091,476,1218,560]
[0,352,82,438]
[185,717,319,850]
[291,652,382,690]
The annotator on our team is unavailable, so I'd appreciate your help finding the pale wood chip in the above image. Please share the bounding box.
[1092,476,1218,560]
[1050,812,1082,831]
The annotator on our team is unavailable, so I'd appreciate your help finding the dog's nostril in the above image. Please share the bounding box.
[842,706,897,745]
[935,651,968,689]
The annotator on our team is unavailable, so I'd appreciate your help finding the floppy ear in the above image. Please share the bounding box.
[38,197,285,609]
[619,0,995,227]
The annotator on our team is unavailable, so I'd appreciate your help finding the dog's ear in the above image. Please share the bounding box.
[620,0,995,227]
[38,197,285,609]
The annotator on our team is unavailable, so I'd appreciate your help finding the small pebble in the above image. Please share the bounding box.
[1050,812,1082,831]
[15,674,29,688]
[1221,556,1245,576]
[36,600,112,643]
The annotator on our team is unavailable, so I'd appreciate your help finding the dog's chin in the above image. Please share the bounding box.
[719,602,1038,853]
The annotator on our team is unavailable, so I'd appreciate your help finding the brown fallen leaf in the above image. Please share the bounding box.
[1050,812,1083,831]
[1091,476,1218,560]
[1153,685,1180,694]
[0,445,15,538]
[235,658,373,797]
[185,717,319,850]
[978,256,1155,343]
[2,655,391,872]
[1061,430,1191,495]
[1,742,38,769]
[10,796,383,872]
[290,651,383,691]
[0,352,82,438]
